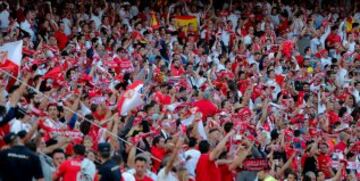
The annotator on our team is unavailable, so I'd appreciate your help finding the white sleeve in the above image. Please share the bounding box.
[338,20,346,41]
[320,26,331,48]
[10,120,21,133]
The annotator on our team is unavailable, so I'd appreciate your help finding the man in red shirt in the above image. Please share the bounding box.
[54,22,68,50]
[53,144,86,181]
[326,26,341,49]
[134,156,153,181]
[195,130,235,181]
[170,56,185,76]
[150,136,166,173]
[317,142,334,179]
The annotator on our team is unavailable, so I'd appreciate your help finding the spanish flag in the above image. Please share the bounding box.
[345,16,353,33]
[174,16,198,31]
[150,11,160,30]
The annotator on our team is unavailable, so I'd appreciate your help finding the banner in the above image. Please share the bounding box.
[50,130,83,139]
[241,158,270,171]
[174,16,198,31]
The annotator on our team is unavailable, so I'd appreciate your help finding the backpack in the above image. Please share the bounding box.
[77,158,96,181]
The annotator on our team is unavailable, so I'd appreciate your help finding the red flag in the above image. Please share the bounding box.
[275,74,286,86]
[193,99,218,119]
[43,66,63,80]
[154,91,171,105]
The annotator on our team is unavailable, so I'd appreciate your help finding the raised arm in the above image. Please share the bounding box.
[127,145,137,168]
[9,73,31,107]
[109,113,120,149]
[64,95,81,121]
[0,74,30,126]
[183,1,192,15]
[257,99,269,126]
[209,130,235,161]
[205,0,213,14]
[329,163,344,181]
[102,0,108,13]
[118,115,135,138]
[229,142,253,170]
[165,137,183,174]
[277,152,296,176]
[167,4,176,25]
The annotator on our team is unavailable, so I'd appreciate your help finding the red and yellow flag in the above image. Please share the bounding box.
[150,12,160,30]
[174,16,198,31]
[345,16,353,33]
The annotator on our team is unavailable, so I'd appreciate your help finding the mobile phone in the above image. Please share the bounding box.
[234,134,242,141]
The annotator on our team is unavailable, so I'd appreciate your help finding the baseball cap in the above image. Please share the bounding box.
[3,132,17,144]
[98,142,111,153]
[17,130,28,139]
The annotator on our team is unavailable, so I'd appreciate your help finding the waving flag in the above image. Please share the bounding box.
[0,40,23,90]
[150,11,160,30]
[345,17,353,33]
[174,16,198,31]
[44,66,63,80]
[117,81,144,116]
[154,91,171,105]
[193,99,218,119]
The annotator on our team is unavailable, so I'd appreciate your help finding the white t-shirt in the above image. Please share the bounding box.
[156,168,178,181]
[352,89,360,105]
[126,169,157,181]
[270,15,280,26]
[228,13,239,31]
[343,40,356,53]
[122,172,136,181]
[320,57,332,69]
[20,20,35,41]
[243,35,252,45]
[336,68,348,87]
[91,11,103,30]
[320,26,331,48]
[62,18,72,36]
[220,30,230,46]
[310,38,320,54]
[184,149,201,178]
[9,118,31,134]
[0,10,10,30]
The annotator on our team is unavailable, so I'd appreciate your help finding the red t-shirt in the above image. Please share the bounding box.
[195,154,221,181]
[170,65,185,76]
[135,175,153,181]
[317,153,332,178]
[54,156,84,181]
[277,19,289,35]
[151,146,166,173]
[334,141,347,152]
[326,33,341,46]
[219,164,234,181]
[301,153,309,168]
[54,31,68,50]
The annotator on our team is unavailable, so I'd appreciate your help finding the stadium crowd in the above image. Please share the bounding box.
[0,0,359,180]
